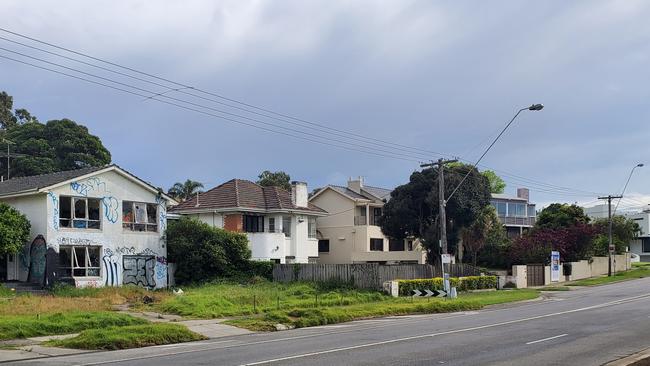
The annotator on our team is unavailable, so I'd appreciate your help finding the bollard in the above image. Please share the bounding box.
[253,294,257,312]
[277,295,280,310]
[450,287,457,299]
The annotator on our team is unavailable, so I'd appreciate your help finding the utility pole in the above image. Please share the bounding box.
[420,158,457,255]
[598,194,622,277]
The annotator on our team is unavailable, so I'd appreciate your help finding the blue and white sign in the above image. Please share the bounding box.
[551,251,560,282]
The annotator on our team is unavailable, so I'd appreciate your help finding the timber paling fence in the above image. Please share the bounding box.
[272,263,483,289]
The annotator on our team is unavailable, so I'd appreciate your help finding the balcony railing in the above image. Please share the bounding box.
[498,216,536,226]
[354,216,367,225]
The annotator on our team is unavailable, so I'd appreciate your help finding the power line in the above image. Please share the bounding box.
[0,27,611,198]
[0,48,432,162]
[0,54,425,163]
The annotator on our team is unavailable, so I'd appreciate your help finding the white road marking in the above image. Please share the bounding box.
[72,292,650,366]
[525,333,568,345]
[240,293,650,365]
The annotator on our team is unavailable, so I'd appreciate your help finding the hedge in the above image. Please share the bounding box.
[397,276,498,296]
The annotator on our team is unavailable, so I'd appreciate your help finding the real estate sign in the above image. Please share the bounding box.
[550,251,560,282]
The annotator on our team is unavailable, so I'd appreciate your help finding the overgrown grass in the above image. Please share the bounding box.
[0,284,15,298]
[0,311,147,341]
[47,323,206,350]
[567,264,650,286]
[155,281,387,318]
[225,289,540,331]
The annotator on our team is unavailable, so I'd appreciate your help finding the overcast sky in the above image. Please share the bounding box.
[1,0,648,210]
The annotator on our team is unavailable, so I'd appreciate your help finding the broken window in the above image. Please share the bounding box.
[59,245,101,277]
[123,201,158,232]
[59,196,101,230]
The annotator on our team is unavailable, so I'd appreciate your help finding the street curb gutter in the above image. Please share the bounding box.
[605,348,650,366]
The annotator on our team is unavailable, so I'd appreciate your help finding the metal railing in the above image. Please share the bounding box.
[498,216,536,226]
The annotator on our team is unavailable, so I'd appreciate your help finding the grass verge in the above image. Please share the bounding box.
[47,323,206,350]
[155,281,388,318]
[0,311,147,341]
[567,264,650,287]
[225,289,539,331]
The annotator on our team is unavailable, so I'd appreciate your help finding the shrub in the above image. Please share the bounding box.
[166,217,251,284]
[397,276,497,296]
[0,202,31,255]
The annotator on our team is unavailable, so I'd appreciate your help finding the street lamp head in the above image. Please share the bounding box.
[528,104,544,111]
[637,163,644,168]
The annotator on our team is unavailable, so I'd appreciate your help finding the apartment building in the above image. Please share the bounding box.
[490,188,537,238]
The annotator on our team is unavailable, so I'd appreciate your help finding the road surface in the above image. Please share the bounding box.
[12,277,650,366]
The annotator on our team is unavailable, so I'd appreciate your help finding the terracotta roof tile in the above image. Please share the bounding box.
[170,179,326,214]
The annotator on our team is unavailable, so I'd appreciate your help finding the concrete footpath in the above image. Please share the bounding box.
[0,310,252,363]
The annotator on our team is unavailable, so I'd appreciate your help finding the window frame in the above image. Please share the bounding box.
[59,195,102,230]
[389,238,405,251]
[58,245,102,278]
[268,217,276,233]
[370,238,384,251]
[122,201,158,232]
[642,238,650,253]
[318,239,330,253]
[308,217,317,239]
[282,216,291,238]
[243,214,264,233]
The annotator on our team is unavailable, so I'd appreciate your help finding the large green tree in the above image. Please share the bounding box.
[535,203,590,229]
[167,179,204,201]
[482,170,506,194]
[0,202,31,255]
[380,164,492,263]
[0,91,111,177]
[461,206,501,266]
[256,170,291,191]
[591,215,640,255]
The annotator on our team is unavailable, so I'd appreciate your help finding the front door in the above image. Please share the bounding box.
[6,253,19,281]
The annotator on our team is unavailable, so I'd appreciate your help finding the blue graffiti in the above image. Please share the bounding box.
[102,248,119,286]
[47,192,59,230]
[101,196,119,223]
[70,177,109,197]
[155,195,167,231]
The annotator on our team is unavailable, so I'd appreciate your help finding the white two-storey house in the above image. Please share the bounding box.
[0,165,174,288]
[169,179,327,264]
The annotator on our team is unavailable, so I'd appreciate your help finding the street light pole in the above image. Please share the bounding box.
[614,163,644,214]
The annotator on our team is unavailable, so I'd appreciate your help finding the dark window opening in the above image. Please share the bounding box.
[243,215,264,233]
[318,239,330,253]
[370,238,384,251]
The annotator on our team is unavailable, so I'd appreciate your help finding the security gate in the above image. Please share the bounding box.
[527,264,545,287]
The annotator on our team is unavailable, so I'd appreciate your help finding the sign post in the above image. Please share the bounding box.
[550,251,560,282]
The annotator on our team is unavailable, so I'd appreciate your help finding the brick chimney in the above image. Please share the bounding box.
[291,181,308,208]
[347,176,364,194]
[516,188,530,202]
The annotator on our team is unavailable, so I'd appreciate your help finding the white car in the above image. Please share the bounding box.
[630,253,641,263]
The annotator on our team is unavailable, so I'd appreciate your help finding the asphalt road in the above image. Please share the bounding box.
[12,278,650,366]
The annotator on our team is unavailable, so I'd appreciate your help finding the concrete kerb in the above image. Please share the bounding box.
[605,347,650,366]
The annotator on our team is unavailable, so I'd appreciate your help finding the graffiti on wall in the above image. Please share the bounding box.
[155,256,167,282]
[48,192,60,230]
[155,195,167,231]
[102,196,119,223]
[70,177,119,224]
[102,248,120,286]
[28,236,47,285]
[123,255,156,288]
[57,237,99,246]
[70,177,108,197]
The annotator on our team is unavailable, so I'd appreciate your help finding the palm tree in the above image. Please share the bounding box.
[167,179,204,201]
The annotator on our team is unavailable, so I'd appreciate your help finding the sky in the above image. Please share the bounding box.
[0,0,648,211]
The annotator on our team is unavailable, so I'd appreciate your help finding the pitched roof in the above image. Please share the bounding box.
[362,185,392,201]
[0,164,175,203]
[0,165,106,196]
[329,185,370,200]
[316,184,392,202]
[170,179,326,214]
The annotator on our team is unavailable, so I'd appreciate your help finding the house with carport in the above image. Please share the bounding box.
[0,165,174,289]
